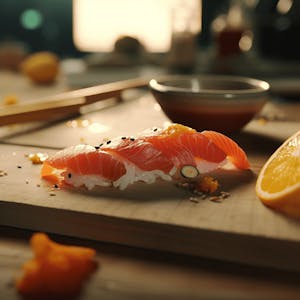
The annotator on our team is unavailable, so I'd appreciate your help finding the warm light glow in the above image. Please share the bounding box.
[227,3,243,28]
[211,14,227,33]
[73,0,201,52]
[239,30,253,52]
[277,0,293,14]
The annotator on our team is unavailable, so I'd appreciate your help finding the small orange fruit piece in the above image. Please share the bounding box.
[21,51,59,84]
[256,130,300,217]
[16,233,97,298]
[161,123,196,137]
[197,176,219,193]
[40,162,63,185]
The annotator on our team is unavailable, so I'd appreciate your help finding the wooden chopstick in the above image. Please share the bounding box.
[0,77,149,126]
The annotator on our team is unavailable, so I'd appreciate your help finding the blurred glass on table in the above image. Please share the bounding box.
[166,0,202,73]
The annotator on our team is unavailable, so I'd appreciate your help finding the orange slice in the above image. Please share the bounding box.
[256,130,300,217]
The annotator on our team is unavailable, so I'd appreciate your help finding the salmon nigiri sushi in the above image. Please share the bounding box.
[41,124,250,190]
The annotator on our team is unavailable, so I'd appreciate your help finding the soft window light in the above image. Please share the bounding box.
[73,0,201,53]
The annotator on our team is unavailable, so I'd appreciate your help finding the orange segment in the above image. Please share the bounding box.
[256,130,300,218]
[16,233,97,298]
[40,162,62,185]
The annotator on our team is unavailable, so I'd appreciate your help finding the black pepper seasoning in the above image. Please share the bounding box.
[106,140,111,144]
[68,173,72,179]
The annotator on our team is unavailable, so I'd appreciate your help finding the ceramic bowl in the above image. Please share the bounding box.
[149,75,270,133]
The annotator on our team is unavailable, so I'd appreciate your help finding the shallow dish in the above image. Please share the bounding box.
[149,75,270,133]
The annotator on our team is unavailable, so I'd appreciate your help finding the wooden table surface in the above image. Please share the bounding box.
[1,71,300,299]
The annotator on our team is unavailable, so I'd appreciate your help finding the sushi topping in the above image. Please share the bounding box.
[40,123,250,191]
[0,170,8,177]
[180,165,199,179]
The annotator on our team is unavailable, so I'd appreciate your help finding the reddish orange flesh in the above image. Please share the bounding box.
[202,130,250,169]
[16,233,97,298]
[145,132,227,167]
[42,148,126,182]
[102,138,174,173]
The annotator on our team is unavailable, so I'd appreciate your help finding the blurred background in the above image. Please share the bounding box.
[0,0,300,93]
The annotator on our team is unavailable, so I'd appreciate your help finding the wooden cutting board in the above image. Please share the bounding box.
[1,95,300,271]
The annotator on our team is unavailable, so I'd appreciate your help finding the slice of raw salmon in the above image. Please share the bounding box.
[201,130,250,169]
[41,144,126,183]
[145,132,227,168]
[101,138,174,174]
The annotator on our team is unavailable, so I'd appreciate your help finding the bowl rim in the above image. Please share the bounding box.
[149,75,270,99]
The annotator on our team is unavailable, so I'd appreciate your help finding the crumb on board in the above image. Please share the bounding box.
[257,117,267,126]
[2,94,19,106]
[0,170,8,177]
[255,112,286,123]
[27,152,48,164]
[208,196,223,203]
[189,197,199,203]
[177,176,230,204]
[208,191,230,203]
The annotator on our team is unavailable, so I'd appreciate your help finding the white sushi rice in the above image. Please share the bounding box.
[113,162,176,190]
[62,162,176,191]
[63,172,112,189]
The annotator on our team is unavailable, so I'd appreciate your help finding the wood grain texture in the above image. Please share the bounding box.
[1,93,300,272]
[0,77,149,126]
[2,227,300,300]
